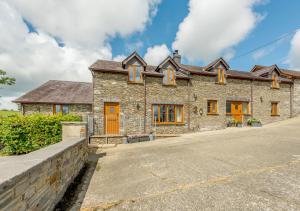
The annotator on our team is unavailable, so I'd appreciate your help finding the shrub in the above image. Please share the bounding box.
[0,114,81,155]
[247,118,261,126]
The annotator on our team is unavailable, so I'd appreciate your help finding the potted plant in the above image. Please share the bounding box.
[236,121,243,127]
[247,118,262,127]
[226,118,236,127]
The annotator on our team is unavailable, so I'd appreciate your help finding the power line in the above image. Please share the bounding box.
[232,28,300,60]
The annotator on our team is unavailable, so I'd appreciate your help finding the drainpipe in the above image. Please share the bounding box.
[290,81,294,118]
[144,74,147,133]
[251,79,254,117]
[188,79,191,131]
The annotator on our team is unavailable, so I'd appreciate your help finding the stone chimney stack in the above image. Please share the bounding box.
[173,50,181,64]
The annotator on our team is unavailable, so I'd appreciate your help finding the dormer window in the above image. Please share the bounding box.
[163,67,176,85]
[128,65,143,83]
[217,69,226,84]
[271,74,279,89]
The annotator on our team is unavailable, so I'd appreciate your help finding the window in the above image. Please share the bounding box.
[53,104,69,115]
[226,101,231,114]
[128,65,143,82]
[217,69,226,84]
[153,104,183,124]
[242,102,250,114]
[163,67,176,85]
[271,102,279,116]
[226,101,250,115]
[207,100,218,115]
[271,74,279,89]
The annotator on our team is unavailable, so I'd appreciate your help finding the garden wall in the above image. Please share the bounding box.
[0,137,88,210]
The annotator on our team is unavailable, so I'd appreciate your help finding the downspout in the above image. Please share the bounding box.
[188,79,191,131]
[144,74,147,133]
[290,81,294,118]
[251,79,254,117]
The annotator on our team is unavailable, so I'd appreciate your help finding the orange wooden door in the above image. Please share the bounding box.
[231,102,243,122]
[104,103,120,134]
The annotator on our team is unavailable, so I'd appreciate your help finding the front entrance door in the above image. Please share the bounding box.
[104,103,120,135]
[231,102,243,122]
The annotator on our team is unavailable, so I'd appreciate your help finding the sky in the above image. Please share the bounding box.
[1,0,300,110]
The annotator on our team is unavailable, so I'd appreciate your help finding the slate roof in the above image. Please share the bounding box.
[13,80,93,104]
[89,59,293,82]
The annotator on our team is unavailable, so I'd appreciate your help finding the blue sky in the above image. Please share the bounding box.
[1,0,300,109]
[109,0,300,71]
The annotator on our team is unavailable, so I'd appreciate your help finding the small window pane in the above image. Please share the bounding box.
[55,105,61,113]
[168,105,175,122]
[242,102,248,114]
[136,66,141,81]
[176,106,183,122]
[62,105,69,114]
[226,101,231,113]
[129,66,134,81]
[153,105,159,122]
[160,105,167,122]
[163,70,168,84]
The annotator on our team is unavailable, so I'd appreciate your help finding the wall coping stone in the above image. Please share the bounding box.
[0,137,86,191]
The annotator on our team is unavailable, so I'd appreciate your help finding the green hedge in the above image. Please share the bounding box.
[0,114,81,155]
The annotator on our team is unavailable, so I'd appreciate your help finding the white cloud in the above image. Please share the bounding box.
[172,0,265,62]
[0,0,161,109]
[113,55,127,62]
[287,30,300,70]
[6,0,161,49]
[144,44,171,65]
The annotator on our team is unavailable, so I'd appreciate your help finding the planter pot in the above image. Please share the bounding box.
[251,122,262,127]
[227,123,236,127]
[236,123,243,128]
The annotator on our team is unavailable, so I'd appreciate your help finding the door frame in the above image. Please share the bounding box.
[104,102,120,135]
[231,101,243,123]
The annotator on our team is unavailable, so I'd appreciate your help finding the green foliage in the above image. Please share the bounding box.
[247,118,261,125]
[0,69,15,85]
[0,114,81,155]
[0,110,20,118]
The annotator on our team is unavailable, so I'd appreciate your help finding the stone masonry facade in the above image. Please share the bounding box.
[22,103,92,117]
[90,52,296,139]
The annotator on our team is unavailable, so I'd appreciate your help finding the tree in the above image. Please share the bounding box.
[0,69,15,85]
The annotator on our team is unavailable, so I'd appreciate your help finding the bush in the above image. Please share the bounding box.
[0,114,81,155]
[247,118,261,126]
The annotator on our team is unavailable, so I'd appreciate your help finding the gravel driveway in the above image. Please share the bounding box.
[81,117,300,210]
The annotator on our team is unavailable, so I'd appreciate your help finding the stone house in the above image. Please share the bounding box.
[13,51,300,144]
[13,80,92,116]
[88,51,300,143]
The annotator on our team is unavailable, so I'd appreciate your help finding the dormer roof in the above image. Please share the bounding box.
[205,57,230,71]
[155,56,181,72]
[122,51,147,67]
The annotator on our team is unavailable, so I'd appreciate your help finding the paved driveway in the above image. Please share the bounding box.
[81,117,300,210]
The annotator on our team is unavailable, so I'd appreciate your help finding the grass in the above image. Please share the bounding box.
[0,110,20,118]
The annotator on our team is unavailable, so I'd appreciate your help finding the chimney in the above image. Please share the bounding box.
[173,50,181,64]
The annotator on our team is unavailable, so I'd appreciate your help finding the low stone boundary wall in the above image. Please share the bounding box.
[0,137,88,211]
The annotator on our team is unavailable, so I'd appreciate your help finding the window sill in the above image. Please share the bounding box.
[163,83,177,87]
[127,81,144,85]
[215,82,226,85]
[271,114,280,117]
[271,87,280,90]
[226,113,251,116]
[207,113,219,116]
[153,122,184,126]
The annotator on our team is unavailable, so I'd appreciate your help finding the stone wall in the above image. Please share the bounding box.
[92,70,293,137]
[22,103,92,117]
[0,137,88,211]
[93,72,145,135]
[252,81,291,124]
[145,76,189,134]
[293,79,300,116]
